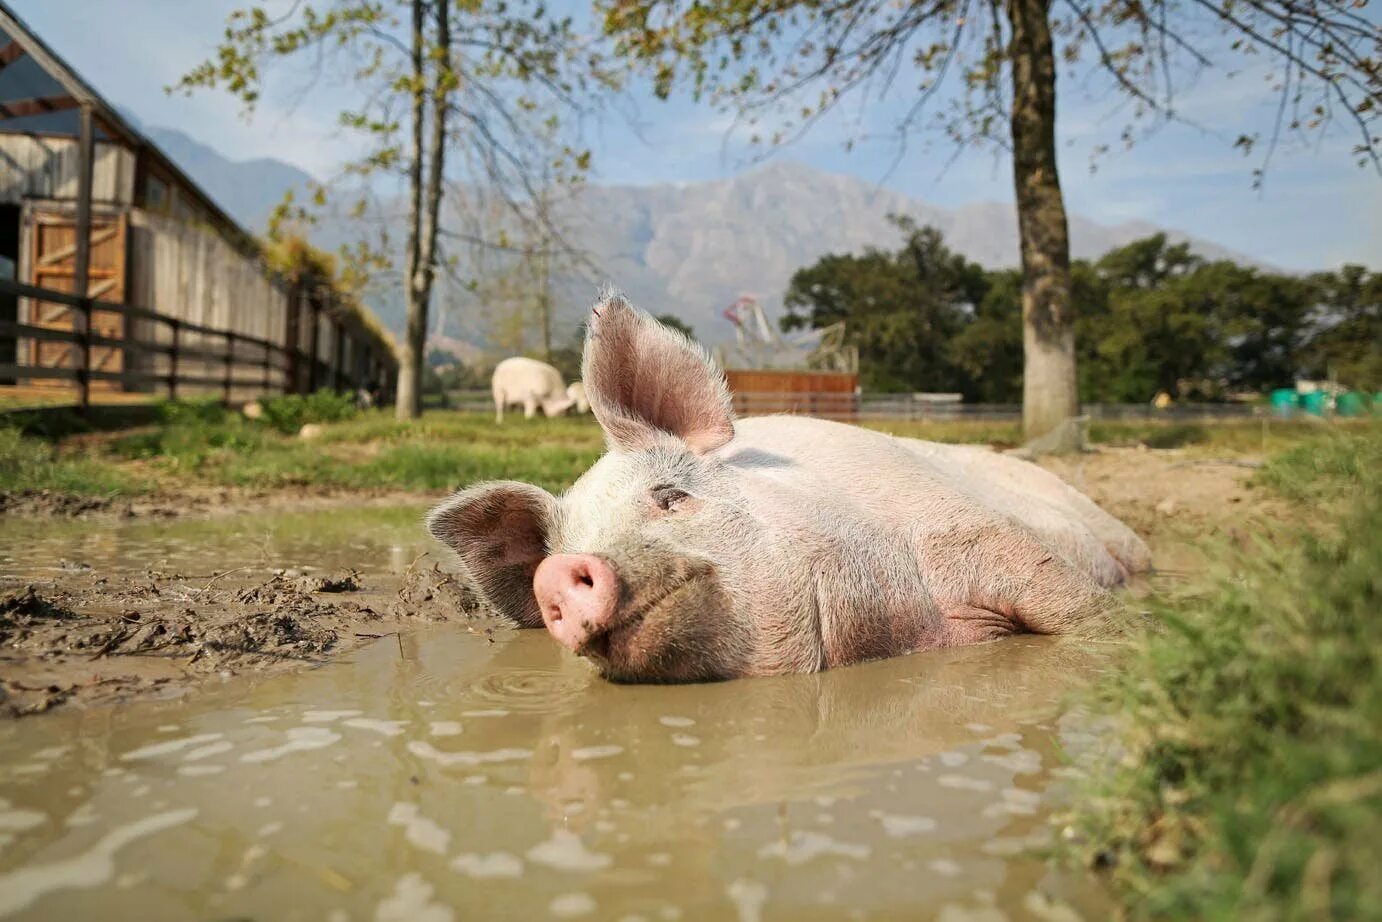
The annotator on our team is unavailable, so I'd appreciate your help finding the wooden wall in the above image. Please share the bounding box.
[126,208,289,391]
[724,369,860,419]
[0,137,135,205]
[127,208,287,344]
[725,370,859,394]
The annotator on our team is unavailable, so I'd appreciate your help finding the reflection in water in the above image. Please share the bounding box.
[0,510,1115,921]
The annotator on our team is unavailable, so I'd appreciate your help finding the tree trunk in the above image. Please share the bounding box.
[1006,0,1080,451]
[395,0,428,420]
[395,0,451,419]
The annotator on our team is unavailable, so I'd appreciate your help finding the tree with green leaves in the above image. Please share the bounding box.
[1302,265,1382,391]
[603,0,1380,449]
[177,0,613,419]
[783,216,987,393]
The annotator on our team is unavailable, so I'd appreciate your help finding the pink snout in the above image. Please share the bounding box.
[533,554,618,653]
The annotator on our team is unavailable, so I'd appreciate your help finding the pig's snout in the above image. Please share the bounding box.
[534,554,619,653]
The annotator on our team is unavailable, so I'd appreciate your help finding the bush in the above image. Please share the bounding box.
[258,390,358,434]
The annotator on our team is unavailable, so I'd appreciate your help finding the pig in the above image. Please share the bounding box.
[430,294,1151,683]
[566,381,589,414]
[491,357,575,423]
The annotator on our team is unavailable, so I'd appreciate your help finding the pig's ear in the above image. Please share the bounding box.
[427,481,557,628]
[582,292,735,454]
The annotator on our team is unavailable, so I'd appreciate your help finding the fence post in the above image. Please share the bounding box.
[76,296,91,412]
[168,318,180,401]
[307,297,320,393]
[223,331,234,405]
[72,103,95,412]
[261,339,271,394]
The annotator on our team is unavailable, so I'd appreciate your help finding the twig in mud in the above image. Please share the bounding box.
[354,630,405,661]
[200,566,255,594]
[89,628,130,660]
[186,647,204,666]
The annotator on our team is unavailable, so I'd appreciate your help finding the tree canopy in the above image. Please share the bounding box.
[785,224,1381,401]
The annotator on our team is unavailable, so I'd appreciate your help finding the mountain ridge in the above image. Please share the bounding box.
[139,125,1264,345]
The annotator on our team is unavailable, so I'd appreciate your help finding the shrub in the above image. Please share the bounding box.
[258,390,358,434]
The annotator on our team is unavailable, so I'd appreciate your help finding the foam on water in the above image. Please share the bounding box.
[120,734,223,761]
[525,829,612,872]
[757,831,871,866]
[386,803,452,855]
[375,873,454,922]
[343,718,408,737]
[450,852,523,879]
[406,741,532,767]
[550,892,597,918]
[429,722,463,737]
[0,808,197,916]
[570,745,623,761]
[240,727,342,763]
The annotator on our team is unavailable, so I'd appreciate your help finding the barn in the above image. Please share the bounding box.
[0,2,397,406]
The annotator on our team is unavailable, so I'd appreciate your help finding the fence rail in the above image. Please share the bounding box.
[0,277,370,408]
[441,388,1267,422]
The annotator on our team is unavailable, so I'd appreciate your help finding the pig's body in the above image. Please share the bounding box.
[491,357,573,422]
[433,295,1151,682]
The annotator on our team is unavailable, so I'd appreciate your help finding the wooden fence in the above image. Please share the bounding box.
[0,277,379,408]
[439,388,1262,422]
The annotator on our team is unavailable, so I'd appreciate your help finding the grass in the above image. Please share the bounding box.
[0,400,1370,501]
[862,416,1345,452]
[0,427,144,496]
[89,405,604,495]
[1068,423,1381,920]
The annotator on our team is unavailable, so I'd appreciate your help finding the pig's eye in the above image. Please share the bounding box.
[651,485,692,512]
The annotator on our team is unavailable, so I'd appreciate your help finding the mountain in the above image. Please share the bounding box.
[141,126,1258,345]
[141,125,316,233]
[542,160,1258,344]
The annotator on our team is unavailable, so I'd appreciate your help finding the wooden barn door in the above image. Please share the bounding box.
[25,210,127,388]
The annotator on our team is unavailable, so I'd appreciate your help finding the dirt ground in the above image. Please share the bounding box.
[0,485,447,520]
[0,445,1280,718]
[0,559,494,718]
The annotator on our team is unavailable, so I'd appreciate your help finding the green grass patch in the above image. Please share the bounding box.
[1070,424,1381,919]
[95,408,603,493]
[0,427,144,496]
[1254,427,1382,504]
[861,417,1343,452]
[257,390,359,434]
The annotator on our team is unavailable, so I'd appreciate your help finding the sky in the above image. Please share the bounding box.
[15,0,1380,271]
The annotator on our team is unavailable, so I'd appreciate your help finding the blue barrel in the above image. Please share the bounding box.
[1269,388,1299,418]
[1301,391,1328,416]
[1336,392,1368,418]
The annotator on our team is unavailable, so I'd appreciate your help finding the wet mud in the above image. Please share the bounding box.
[0,506,486,717]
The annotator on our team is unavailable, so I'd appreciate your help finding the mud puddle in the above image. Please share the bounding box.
[0,506,481,716]
[0,627,1115,920]
[1,507,1117,919]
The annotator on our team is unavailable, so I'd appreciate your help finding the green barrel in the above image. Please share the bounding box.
[1269,388,1299,418]
[1301,391,1328,416]
[1336,391,1368,418]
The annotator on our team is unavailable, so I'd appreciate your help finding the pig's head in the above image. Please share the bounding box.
[428,294,758,682]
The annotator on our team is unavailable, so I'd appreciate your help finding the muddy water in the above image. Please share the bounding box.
[0,509,1114,921]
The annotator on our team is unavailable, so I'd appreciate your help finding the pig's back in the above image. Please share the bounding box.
[724,416,1139,585]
